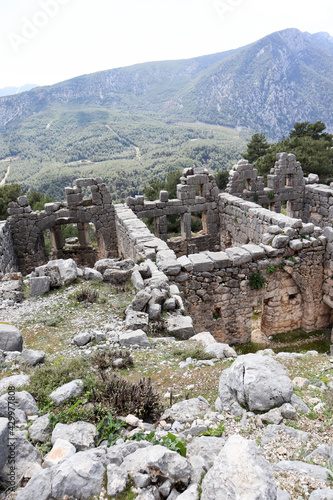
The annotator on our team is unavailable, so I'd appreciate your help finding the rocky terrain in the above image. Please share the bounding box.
[0,258,333,499]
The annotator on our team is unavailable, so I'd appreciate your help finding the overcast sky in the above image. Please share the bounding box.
[1,0,332,88]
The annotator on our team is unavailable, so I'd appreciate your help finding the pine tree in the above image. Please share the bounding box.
[242,133,270,164]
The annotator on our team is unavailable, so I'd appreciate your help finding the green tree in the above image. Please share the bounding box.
[28,190,55,211]
[255,122,333,183]
[0,184,25,220]
[144,170,181,201]
[242,133,270,164]
[215,170,229,190]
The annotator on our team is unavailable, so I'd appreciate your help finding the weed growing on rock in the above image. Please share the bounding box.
[249,271,266,290]
[97,413,127,446]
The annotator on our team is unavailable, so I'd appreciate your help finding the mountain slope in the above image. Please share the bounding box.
[173,29,333,137]
[0,29,332,139]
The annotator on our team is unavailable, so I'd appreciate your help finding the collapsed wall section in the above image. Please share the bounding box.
[7,179,118,275]
[0,221,17,275]
[127,166,220,256]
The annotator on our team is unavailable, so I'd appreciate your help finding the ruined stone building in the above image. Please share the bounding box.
[2,152,333,344]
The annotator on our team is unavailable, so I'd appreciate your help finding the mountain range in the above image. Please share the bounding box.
[1,28,333,138]
[0,28,332,199]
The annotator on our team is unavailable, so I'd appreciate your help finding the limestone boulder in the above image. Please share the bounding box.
[0,324,23,352]
[73,332,91,346]
[186,436,226,468]
[122,444,191,487]
[0,374,30,395]
[107,463,128,497]
[191,332,217,347]
[51,421,97,451]
[83,267,103,281]
[205,342,237,359]
[0,435,42,485]
[161,397,211,424]
[16,449,106,500]
[30,276,51,296]
[167,316,195,340]
[103,268,132,284]
[29,414,52,443]
[119,329,150,347]
[43,438,76,468]
[218,353,293,413]
[0,418,9,473]
[36,259,77,287]
[20,349,45,366]
[0,391,39,417]
[201,435,277,500]
[125,310,149,332]
[49,379,84,405]
[309,489,333,500]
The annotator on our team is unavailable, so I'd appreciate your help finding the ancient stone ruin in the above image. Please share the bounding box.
[2,153,333,344]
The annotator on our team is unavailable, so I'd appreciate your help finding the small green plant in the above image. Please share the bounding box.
[287,256,297,264]
[267,191,275,200]
[253,193,259,202]
[129,430,187,457]
[97,413,127,446]
[307,410,318,420]
[279,261,286,269]
[233,216,238,223]
[199,421,225,437]
[73,285,99,303]
[249,271,267,290]
[197,471,207,499]
[169,345,216,362]
[266,265,277,274]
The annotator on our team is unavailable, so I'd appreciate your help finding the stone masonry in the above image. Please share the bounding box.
[7,179,118,275]
[4,152,333,343]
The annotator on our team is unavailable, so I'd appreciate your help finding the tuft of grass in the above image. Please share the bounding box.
[168,345,216,362]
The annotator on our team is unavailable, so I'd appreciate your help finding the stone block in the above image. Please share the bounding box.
[188,254,214,272]
[159,190,169,202]
[225,247,252,265]
[167,316,195,340]
[271,235,290,249]
[0,324,23,352]
[289,239,303,251]
[242,244,265,260]
[30,277,51,296]
[177,255,193,271]
[119,329,150,347]
[206,251,231,268]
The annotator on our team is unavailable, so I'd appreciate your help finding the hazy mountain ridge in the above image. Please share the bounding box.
[0,29,332,138]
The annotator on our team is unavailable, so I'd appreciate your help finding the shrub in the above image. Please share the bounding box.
[93,349,134,373]
[249,271,267,290]
[91,374,164,423]
[74,285,99,303]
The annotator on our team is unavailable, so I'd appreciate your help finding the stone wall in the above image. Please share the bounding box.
[8,179,118,274]
[303,183,333,228]
[166,240,330,344]
[6,163,333,345]
[226,153,306,217]
[127,166,220,256]
[0,221,17,275]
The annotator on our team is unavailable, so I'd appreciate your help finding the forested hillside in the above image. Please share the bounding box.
[0,108,248,201]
